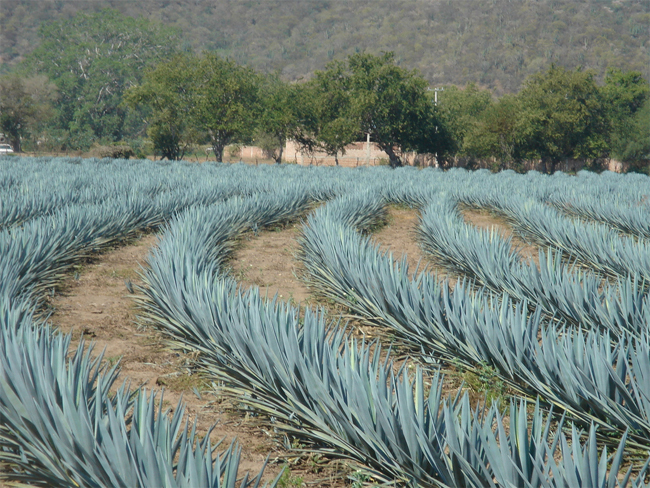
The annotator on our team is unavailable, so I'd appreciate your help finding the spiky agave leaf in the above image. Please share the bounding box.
[542,426,650,488]
[299,191,650,451]
[417,196,650,339]
[0,316,277,487]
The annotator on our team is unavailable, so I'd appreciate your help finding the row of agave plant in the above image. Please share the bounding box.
[298,193,650,449]
[0,156,358,230]
[446,169,650,241]
[500,171,649,239]
[0,155,649,486]
[523,170,650,240]
[417,195,650,440]
[447,171,650,283]
[3,158,647,249]
[546,192,650,241]
[0,309,264,487]
[417,193,650,338]
[458,191,650,284]
[137,185,650,486]
[0,159,355,486]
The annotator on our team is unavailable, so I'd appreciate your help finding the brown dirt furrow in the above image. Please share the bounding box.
[372,206,457,285]
[460,207,540,266]
[372,207,424,272]
[228,222,314,307]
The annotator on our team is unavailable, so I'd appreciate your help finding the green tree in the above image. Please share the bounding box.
[517,64,607,173]
[22,9,180,149]
[616,97,650,171]
[255,74,300,163]
[601,68,649,162]
[0,74,57,152]
[463,95,526,171]
[192,53,260,162]
[346,52,440,167]
[435,83,493,156]
[126,53,260,162]
[302,52,447,167]
[303,61,358,165]
[124,54,197,160]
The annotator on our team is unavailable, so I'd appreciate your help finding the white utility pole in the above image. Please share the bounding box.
[366,132,371,166]
[433,87,444,106]
[432,87,443,168]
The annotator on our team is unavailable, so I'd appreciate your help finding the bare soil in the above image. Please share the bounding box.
[460,207,540,266]
[228,222,313,307]
[371,207,425,273]
[372,206,458,286]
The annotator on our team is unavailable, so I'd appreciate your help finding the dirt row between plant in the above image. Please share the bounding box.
[228,222,313,307]
[460,207,540,265]
[372,206,455,282]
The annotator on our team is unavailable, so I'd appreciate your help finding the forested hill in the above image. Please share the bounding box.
[1,0,648,93]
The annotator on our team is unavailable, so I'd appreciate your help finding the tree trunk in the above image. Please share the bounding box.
[209,130,229,162]
[7,130,20,153]
[334,152,339,166]
[540,157,551,174]
[384,146,402,168]
[275,145,283,164]
[212,142,225,162]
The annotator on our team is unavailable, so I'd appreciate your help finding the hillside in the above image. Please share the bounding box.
[1,0,648,92]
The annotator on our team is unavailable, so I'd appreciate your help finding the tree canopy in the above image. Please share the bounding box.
[433,64,649,173]
[299,53,446,167]
[346,53,442,167]
[435,84,493,157]
[601,68,650,162]
[192,54,260,162]
[126,53,260,162]
[123,54,198,160]
[298,61,358,164]
[0,74,57,152]
[255,74,302,163]
[462,95,524,171]
[517,65,608,172]
[21,9,180,149]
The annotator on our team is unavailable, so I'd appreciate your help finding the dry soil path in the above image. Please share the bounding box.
[460,207,540,266]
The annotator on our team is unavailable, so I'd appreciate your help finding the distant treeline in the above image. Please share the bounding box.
[0,10,647,173]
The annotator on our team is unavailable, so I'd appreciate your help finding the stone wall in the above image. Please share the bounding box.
[284,140,391,166]
[230,141,637,173]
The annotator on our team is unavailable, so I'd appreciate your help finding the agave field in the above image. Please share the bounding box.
[1,155,650,487]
